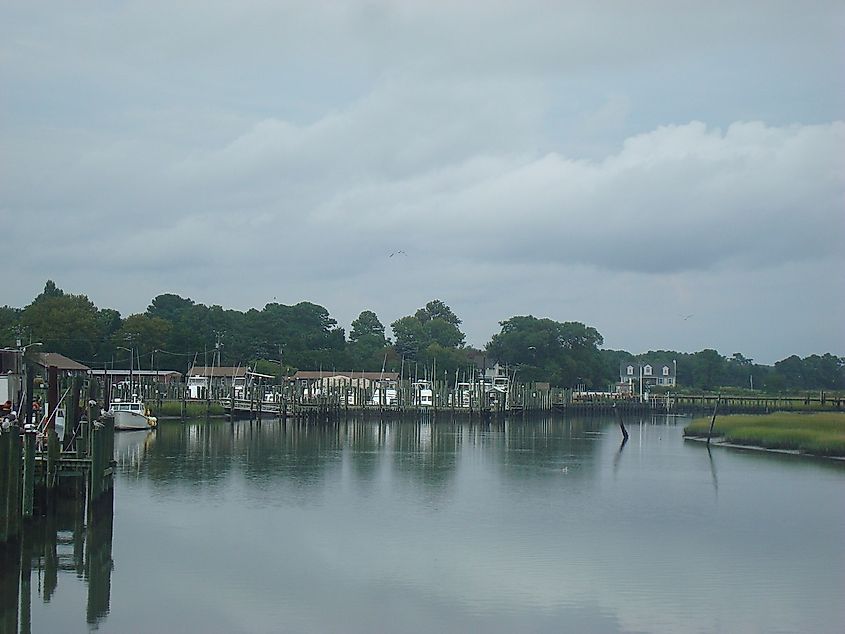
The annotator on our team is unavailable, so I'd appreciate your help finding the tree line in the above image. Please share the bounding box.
[1,281,842,393]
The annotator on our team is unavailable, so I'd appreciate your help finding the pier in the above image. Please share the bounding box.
[1,376,115,546]
[214,384,844,422]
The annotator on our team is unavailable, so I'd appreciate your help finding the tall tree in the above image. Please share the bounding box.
[487,316,605,387]
[391,299,465,361]
[350,310,386,343]
[348,310,389,371]
[20,281,103,361]
[112,315,172,368]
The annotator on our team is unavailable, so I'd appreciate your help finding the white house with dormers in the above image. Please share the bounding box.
[618,360,676,395]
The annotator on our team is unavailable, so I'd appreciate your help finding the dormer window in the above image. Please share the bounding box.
[663,366,670,376]
[644,365,652,376]
[627,365,634,375]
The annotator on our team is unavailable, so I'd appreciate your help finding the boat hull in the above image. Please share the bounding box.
[113,410,157,431]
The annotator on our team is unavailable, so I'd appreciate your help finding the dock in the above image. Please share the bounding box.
[1,379,115,546]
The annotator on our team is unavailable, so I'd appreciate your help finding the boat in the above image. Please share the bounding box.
[110,398,157,431]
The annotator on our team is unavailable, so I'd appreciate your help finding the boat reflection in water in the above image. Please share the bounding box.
[114,429,156,475]
[0,493,115,634]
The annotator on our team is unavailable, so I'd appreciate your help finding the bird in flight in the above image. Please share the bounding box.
[681,314,694,321]
[389,250,407,257]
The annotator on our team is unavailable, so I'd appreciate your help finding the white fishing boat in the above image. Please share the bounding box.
[411,380,433,407]
[110,398,157,431]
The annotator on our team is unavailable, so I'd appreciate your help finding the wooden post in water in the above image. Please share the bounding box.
[614,405,629,441]
[706,393,721,446]
[229,382,235,421]
[0,428,13,542]
[22,429,36,518]
[47,366,59,432]
[66,375,83,451]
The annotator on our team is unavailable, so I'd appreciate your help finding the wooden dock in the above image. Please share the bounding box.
[1,382,115,545]
[217,387,844,423]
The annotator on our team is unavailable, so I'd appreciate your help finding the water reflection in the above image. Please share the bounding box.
[706,445,719,495]
[5,414,842,633]
[134,417,614,493]
[0,494,114,634]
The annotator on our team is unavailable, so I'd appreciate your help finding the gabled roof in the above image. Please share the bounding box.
[188,366,248,377]
[89,369,183,378]
[293,371,400,381]
[34,352,90,372]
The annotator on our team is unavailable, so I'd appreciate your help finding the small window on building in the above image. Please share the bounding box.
[644,365,652,376]
[627,365,634,375]
[663,366,670,376]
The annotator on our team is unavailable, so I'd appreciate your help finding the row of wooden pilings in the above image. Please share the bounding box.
[1,378,115,545]
[222,380,563,423]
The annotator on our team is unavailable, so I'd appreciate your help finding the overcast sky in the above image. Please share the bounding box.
[2,1,843,364]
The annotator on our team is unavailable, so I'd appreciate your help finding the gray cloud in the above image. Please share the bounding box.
[2,1,843,363]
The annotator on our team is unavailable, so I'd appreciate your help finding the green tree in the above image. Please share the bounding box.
[391,300,465,361]
[0,306,21,347]
[112,315,172,368]
[348,310,389,370]
[691,349,725,390]
[486,316,605,387]
[414,300,462,328]
[350,310,386,343]
[20,281,103,361]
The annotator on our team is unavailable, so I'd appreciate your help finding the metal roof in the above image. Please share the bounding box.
[188,366,248,377]
[34,352,90,372]
[293,371,400,381]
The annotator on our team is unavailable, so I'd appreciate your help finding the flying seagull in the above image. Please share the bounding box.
[681,314,694,321]
[389,250,407,257]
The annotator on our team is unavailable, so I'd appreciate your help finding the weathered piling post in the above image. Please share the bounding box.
[0,524,22,631]
[613,405,629,441]
[65,375,83,451]
[23,359,34,427]
[88,415,115,506]
[5,426,22,541]
[47,365,59,431]
[0,427,16,542]
[22,428,36,519]
[229,382,235,421]
[46,429,60,494]
[706,393,721,446]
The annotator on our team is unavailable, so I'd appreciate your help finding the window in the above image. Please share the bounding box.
[627,365,634,376]
[663,366,670,376]
[644,365,652,376]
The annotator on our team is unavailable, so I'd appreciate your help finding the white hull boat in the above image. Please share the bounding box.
[110,399,157,431]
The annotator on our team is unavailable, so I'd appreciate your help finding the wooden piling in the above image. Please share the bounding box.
[706,393,721,445]
[614,406,629,441]
[0,429,12,542]
[22,430,35,519]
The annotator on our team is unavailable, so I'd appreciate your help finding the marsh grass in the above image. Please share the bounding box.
[684,412,845,457]
[149,401,226,417]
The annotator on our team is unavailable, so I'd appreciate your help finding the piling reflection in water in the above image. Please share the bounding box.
[0,492,114,634]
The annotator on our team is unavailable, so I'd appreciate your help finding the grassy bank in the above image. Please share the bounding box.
[684,412,845,457]
[148,401,226,418]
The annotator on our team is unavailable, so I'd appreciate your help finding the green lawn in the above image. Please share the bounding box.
[684,412,845,457]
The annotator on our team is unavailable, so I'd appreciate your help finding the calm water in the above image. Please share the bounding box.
[4,415,845,633]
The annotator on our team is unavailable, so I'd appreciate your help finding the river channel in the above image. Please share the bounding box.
[5,415,845,633]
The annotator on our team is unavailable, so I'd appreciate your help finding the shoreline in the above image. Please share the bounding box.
[683,435,845,461]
